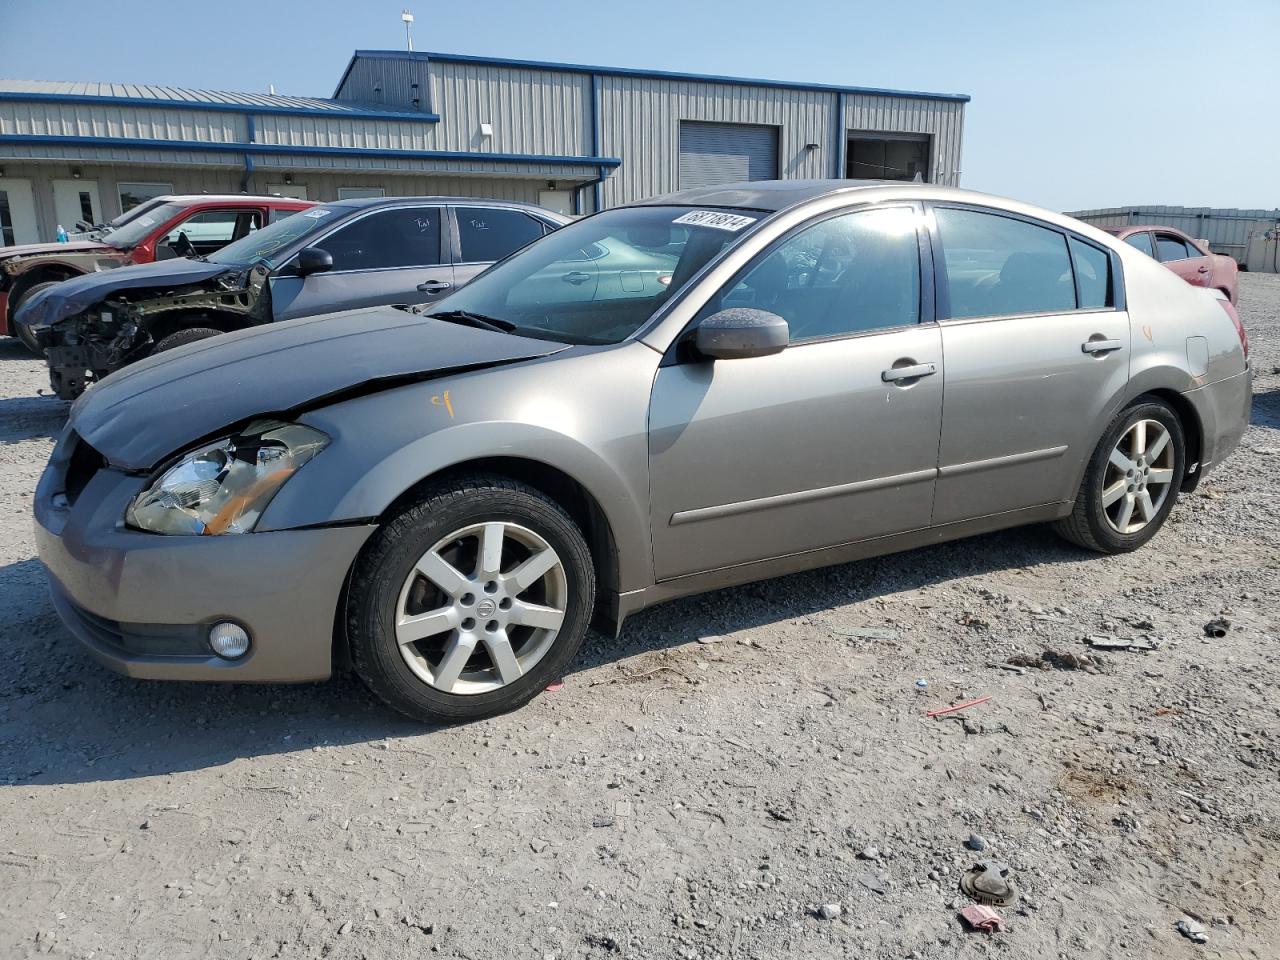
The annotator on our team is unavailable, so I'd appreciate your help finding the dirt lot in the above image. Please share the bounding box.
[1,275,1277,960]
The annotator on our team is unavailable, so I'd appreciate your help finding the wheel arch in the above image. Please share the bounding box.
[9,263,85,303]
[1133,387,1204,492]
[144,308,252,343]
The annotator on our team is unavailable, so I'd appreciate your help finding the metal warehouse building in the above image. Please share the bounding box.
[0,50,968,245]
[1070,205,1280,267]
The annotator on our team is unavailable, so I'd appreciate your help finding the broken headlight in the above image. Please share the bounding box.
[126,420,328,535]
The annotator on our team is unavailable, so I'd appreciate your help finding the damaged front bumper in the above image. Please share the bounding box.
[44,321,147,400]
[35,431,376,682]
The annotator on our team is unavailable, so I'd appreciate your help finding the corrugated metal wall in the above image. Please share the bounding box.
[0,100,244,142]
[334,56,434,113]
[1070,205,1280,265]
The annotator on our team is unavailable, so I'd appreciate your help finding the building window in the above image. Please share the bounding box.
[847,134,930,182]
[78,191,94,223]
[118,182,173,212]
[0,190,14,246]
[338,187,386,200]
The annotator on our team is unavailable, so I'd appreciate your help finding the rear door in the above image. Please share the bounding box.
[1155,231,1211,288]
[271,205,453,321]
[929,204,1129,524]
[450,205,550,287]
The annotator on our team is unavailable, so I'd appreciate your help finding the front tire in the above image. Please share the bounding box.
[154,326,223,352]
[1053,399,1185,553]
[347,475,596,723]
[12,280,63,354]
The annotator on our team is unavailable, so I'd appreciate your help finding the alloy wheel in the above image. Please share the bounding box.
[394,521,568,694]
[1101,419,1176,534]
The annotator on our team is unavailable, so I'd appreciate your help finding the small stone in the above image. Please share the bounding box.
[530,838,549,853]
[338,920,352,935]
[858,846,880,861]
[819,903,842,920]
[966,834,987,852]
[592,815,616,828]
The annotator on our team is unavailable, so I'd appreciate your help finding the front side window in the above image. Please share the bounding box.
[456,207,546,263]
[1124,231,1154,256]
[429,205,764,344]
[324,207,443,272]
[162,210,258,247]
[1156,234,1191,262]
[703,206,921,342]
[935,207,1075,319]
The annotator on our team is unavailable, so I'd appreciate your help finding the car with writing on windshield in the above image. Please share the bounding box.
[16,197,568,399]
[34,181,1250,723]
[1104,225,1238,305]
[1,194,312,352]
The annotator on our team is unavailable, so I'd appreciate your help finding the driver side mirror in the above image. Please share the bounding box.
[297,247,334,277]
[694,308,789,360]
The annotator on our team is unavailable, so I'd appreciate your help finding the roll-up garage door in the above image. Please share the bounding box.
[678,121,779,189]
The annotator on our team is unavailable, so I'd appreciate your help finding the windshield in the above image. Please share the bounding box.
[99,202,187,249]
[207,206,339,267]
[427,205,765,344]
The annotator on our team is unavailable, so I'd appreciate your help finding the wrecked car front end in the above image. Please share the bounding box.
[28,264,271,400]
[0,243,130,336]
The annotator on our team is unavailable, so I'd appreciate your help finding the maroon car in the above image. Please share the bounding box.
[0,194,312,350]
[1104,225,1238,305]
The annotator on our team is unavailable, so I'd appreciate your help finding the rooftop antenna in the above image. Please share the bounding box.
[401,9,415,51]
[268,83,276,95]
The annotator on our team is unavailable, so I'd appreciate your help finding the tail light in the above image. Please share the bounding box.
[1217,297,1248,361]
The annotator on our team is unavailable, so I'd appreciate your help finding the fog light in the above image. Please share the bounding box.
[209,621,250,659]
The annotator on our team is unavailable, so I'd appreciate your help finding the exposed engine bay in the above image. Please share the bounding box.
[46,265,270,400]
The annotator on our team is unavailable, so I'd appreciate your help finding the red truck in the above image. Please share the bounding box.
[1,194,312,351]
[1103,225,1238,306]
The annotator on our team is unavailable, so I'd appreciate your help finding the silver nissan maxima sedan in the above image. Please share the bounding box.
[34,180,1251,722]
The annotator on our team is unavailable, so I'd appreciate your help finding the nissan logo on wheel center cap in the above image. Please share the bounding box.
[476,598,497,618]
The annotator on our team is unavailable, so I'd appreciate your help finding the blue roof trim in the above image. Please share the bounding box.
[415,50,971,103]
[0,133,621,168]
[0,91,440,123]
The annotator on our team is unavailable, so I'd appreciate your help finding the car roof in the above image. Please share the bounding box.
[322,195,567,219]
[159,194,313,206]
[1105,225,1192,237]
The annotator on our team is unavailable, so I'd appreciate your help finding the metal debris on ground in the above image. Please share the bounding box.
[958,903,1005,933]
[1175,917,1208,943]
[927,695,991,718]
[1085,635,1159,652]
[1203,618,1230,639]
[959,861,1019,906]
[915,678,929,690]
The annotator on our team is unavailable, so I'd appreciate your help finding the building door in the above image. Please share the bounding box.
[267,183,309,200]
[0,179,39,246]
[678,121,779,189]
[538,189,574,217]
[53,179,103,231]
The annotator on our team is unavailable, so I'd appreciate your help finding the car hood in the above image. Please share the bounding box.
[14,257,236,334]
[70,306,571,471]
[0,239,112,263]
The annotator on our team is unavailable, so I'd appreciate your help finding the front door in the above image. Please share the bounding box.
[648,205,943,579]
[1155,231,1212,289]
[0,178,39,245]
[53,179,103,232]
[930,205,1130,524]
[271,205,454,321]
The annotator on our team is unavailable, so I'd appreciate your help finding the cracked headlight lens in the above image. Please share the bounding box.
[126,420,328,535]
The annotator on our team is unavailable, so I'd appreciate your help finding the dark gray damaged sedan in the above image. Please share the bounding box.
[35,181,1251,721]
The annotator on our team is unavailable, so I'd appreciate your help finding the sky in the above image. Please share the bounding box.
[1,0,1276,212]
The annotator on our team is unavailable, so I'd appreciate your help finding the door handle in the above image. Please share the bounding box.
[416,279,452,293]
[881,361,937,383]
[1081,337,1123,354]
[563,271,592,285]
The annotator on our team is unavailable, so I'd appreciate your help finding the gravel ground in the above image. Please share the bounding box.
[1,275,1277,960]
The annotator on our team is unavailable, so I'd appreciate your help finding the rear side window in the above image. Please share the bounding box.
[1156,234,1191,262]
[1069,237,1112,309]
[1124,232,1154,256]
[457,207,545,263]
[935,207,1074,319]
[324,207,442,271]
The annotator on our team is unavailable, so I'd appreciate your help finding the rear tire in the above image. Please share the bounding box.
[1053,399,1185,553]
[12,280,63,355]
[154,327,223,352]
[347,474,596,723]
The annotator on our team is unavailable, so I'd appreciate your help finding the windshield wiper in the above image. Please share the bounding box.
[425,309,518,334]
